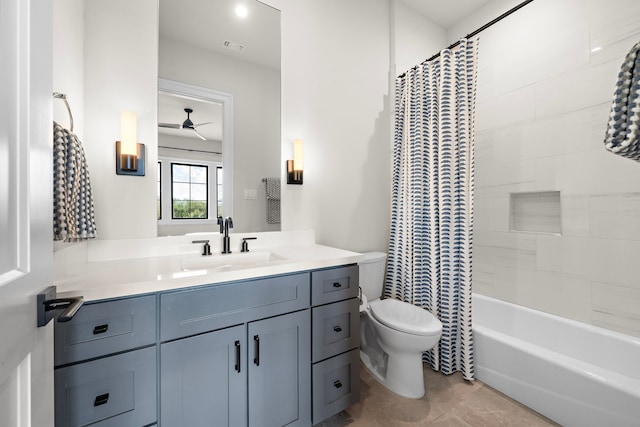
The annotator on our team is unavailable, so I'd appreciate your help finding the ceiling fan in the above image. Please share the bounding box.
[158,108,212,140]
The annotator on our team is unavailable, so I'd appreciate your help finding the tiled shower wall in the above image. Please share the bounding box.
[473,0,640,337]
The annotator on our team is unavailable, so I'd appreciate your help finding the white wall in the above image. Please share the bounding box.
[466,0,640,337]
[52,0,84,139]
[159,37,281,233]
[83,0,158,240]
[265,0,393,253]
[446,0,523,45]
[392,1,447,75]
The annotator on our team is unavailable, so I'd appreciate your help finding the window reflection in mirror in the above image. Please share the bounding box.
[157,93,224,236]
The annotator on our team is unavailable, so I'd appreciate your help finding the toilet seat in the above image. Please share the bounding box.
[370,299,441,336]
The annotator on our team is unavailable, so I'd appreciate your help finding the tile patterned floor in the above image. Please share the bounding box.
[316,363,560,426]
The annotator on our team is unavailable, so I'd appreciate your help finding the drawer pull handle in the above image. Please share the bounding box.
[94,393,109,407]
[333,380,343,389]
[333,325,342,332]
[235,340,241,373]
[254,335,260,366]
[93,324,109,335]
[332,282,342,288]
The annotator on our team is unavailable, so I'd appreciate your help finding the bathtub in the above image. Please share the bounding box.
[473,293,640,427]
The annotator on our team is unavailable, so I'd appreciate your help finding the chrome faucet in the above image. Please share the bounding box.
[220,217,233,254]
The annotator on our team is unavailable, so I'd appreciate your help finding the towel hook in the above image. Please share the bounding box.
[53,92,74,132]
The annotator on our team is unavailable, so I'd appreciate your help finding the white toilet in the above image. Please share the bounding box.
[358,252,442,399]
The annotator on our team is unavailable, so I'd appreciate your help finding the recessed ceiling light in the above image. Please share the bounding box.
[235,4,249,18]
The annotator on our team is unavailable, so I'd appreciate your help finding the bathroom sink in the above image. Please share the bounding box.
[180,251,285,272]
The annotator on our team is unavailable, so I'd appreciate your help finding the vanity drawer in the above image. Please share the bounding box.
[311,265,359,306]
[312,298,360,362]
[311,348,360,424]
[54,346,157,427]
[54,295,156,366]
[160,272,309,341]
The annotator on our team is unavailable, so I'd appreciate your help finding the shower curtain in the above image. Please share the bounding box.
[384,38,478,380]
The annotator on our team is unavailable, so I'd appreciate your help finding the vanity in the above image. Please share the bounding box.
[52,231,362,427]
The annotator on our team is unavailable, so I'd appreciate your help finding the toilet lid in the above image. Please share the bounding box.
[369,299,441,336]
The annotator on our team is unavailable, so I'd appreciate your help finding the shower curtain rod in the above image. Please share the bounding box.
[398,0,535,78]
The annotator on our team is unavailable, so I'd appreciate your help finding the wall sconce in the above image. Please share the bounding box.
[116,111,145,176]
[286,139,304,185]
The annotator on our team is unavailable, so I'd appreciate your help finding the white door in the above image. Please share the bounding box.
[0,0,54,426]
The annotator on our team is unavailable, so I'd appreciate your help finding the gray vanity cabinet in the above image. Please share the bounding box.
[54,265,359,427]
[248,309,311,427]
[310,266,361,424]
[160,325,247,427]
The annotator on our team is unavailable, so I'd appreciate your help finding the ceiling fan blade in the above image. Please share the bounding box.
[194,121,214,127]
[158,123,182,129]
[191,129,207,141]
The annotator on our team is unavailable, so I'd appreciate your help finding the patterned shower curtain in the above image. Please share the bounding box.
[384,38,478,381]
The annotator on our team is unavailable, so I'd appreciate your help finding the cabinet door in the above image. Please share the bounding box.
[160,325,246,427]
[55,346,156,427]
[248,310,311,427]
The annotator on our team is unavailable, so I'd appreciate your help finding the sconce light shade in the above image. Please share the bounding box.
[116,111,145,176]
[287,139,304,185]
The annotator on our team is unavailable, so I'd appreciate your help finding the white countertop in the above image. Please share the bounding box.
[55,240,364,302]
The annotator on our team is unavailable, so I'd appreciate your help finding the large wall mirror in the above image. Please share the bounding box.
[51,0,280,241]
[158,0,281,235]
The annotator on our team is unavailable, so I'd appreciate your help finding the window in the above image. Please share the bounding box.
[157,158,222,224]
[171,163,208,219]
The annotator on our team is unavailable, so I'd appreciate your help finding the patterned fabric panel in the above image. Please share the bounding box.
[385,39,478,381]
[264,177,281,224]
[53,122,98,241]
[266,199,281,224]
[604,41,640,161]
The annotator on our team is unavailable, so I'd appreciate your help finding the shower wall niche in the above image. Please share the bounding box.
[510,191,561,235]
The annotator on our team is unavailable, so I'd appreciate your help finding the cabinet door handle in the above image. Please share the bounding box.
[93,324,109,335]
[235,340,241,373]
[332,282,342,288]
[333,380,343,389]
[36,286,84,327]
[253,335,260,366]
[94,393,109,407]
[333,325,342,332]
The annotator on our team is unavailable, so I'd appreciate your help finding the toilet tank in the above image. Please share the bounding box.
[358,252,387,300]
